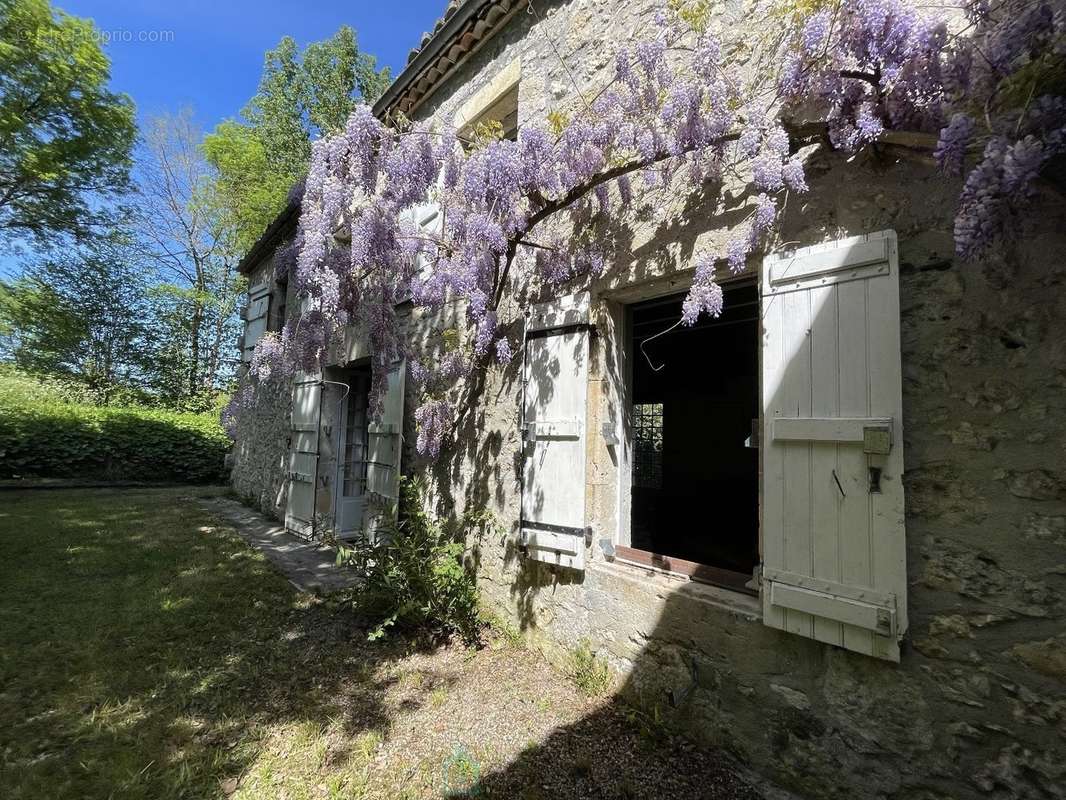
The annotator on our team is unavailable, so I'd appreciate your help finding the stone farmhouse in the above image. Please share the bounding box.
[228,1,1066,797]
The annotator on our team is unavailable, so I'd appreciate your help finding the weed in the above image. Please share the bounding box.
[481,607,523,649]
[338,478,485,644]
[621,694,669,742]
[441,745,481,797]
[354,730,383,761]
[404,669,426,689]
[569,640,612,697]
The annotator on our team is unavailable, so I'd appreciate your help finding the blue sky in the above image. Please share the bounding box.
[59,0,446,129]
[0,1,444,275]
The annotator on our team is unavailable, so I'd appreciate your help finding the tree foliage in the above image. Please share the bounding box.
[135,110,244,407]
[201,121,292,254]
[0,21,391,413]
[0,236,153,401]
[0,0,136,245]
[203,25,390,251]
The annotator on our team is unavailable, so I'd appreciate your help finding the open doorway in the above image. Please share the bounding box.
[622,281,759,591]
[331,366,371,540]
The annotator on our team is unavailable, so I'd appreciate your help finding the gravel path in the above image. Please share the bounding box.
[198,496,782,799]
[271,614,774,800]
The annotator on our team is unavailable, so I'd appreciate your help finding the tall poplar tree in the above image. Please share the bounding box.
[203,25,390,252]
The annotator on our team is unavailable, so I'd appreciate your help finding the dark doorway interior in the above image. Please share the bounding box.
[629,282,759,578]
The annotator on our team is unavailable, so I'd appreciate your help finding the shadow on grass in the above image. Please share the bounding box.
[0,487,434,799]
[0,487,772,800]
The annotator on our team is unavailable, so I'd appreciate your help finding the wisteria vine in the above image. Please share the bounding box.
[224,0,1065,461]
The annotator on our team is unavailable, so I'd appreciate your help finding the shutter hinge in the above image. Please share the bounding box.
[747,564,763,593]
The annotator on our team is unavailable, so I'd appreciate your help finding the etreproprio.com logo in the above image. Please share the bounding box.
[16,26,175,46]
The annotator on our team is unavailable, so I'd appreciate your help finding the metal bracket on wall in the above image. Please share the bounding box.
[600,421,619,447]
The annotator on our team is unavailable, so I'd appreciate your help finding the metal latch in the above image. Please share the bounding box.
[863,426,892,455]
[745,418,759,449]
[523,420,581,442]
[601,421,619,447]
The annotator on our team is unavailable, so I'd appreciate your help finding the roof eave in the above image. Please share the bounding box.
[236,197,300,275]
[372,0,496,120]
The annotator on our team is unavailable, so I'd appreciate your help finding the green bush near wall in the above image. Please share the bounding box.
[0,369,229,483]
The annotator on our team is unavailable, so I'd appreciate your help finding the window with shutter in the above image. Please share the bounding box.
[520,292,592,570]
[618,284,760,592]
[760,230,907,662]
[364,358,406,535]
[242,282,271,362]
[285,375,323,539]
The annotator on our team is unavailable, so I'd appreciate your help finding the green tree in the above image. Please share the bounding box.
[0,0,136,244]
[0,278,84,372]
[0,235,154,401]
[203,25,389,249]
[200,121,292,254]
[240,36,308,185]
[301,25,391,147]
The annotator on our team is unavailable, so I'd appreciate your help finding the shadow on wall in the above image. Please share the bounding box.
[410,139,1066,798]
[422,226,1066,798]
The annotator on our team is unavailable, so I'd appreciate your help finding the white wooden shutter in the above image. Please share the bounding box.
[285,374,322,538]
[520,292,591,570]
[242,283,271,362]
[366,359,405,504]
[414,201,441,284]
[761,230,907,662]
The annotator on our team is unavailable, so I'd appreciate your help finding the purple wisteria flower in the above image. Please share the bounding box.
[229,0,1061,460]
[414,399,451,459]
[935,113,975,175]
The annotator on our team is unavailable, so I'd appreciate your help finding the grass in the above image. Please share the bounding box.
[568,641,612,697]
[0,487,395,800]
[0,487,762,800]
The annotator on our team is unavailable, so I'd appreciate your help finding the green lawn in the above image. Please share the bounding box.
[0,487,395,799]
[0,487,763,800]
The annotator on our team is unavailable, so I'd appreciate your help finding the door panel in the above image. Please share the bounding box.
[335,373,369,538]
[285,376,322,538]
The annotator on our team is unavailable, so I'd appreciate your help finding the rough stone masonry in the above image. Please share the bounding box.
[230,1,1066,798]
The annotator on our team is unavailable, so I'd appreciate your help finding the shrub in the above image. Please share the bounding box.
[0,368,229,483]
[337,478,491,645]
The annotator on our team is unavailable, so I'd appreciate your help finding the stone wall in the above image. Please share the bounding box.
[403,2,1066,798]
[229,1,1066,797]
[230,259,291,517]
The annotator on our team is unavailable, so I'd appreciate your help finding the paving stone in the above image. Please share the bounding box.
[198,497,360,594]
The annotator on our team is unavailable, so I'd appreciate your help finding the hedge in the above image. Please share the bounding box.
[0,371,230,483]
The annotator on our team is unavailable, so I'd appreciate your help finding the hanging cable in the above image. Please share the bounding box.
[639,318,683,372]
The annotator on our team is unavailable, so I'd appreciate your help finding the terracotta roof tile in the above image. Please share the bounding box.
[380,0,522,118]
